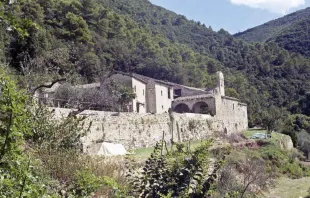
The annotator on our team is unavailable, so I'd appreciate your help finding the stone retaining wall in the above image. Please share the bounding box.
[51,108,248,153]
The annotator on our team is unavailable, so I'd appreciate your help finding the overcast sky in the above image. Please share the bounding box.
[149,0,310,33]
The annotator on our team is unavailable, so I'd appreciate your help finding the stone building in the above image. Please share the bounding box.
[105,71,247,130]
[105,72,174,113]
[172,71,248,132]
[173,71,240,114]
[38,71,249,151]
[34,71,248,132]
[107,71,248,130]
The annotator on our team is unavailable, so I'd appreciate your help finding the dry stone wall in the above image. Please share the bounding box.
[51,108,248,153]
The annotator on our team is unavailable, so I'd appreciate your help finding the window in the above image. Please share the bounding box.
[136,102,140,113]
[168,88,171,99]
[162,105,164,110]
[174,89,182,99]
[233,104,235,110]
[143,89,144,96]
[161,90,163,96]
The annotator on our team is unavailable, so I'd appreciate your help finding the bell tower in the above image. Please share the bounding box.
[217,71,225,96]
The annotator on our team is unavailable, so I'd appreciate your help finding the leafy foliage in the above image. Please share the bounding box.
[67,169,104,197]
[0,0,310,127]
[127,140,228,197]
[0,67,54,197]
[259,145,310,179]
[27,106,90,150]
[281,114,310,159]
[0,66,127,197]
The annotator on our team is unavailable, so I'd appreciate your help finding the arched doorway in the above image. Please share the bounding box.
[174,103,190,113]
[192,102,209,114]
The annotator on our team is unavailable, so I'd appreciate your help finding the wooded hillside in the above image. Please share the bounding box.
[235,7,310,58]
[1,0,310,126]
[234,7,310,42]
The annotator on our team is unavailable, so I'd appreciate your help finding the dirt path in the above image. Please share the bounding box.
[265,177,310,198]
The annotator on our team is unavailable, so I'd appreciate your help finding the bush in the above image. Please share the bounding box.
[36,149,127,197]
[0,67,126,197]
[217,153,275,198]
[0,68,60,197]
[68,170,104,197]
[127,140,228,198]
[259,145,310,178]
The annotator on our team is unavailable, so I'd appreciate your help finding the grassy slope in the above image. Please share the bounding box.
[265,177,310,198]
[131,130,310,197]
[131,140,208,161]
[132,129,285,160]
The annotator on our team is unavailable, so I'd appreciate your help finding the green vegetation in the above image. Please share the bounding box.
[235,7,310,61]
[280,114,310,160]
[0,66,308,197]
[266,177,310,198]
[0,67,125,197]
[234,7,310,43]
[1,0,310,127]
[131,140,208,161]
[127,140,230,197]
[1,0,310,197]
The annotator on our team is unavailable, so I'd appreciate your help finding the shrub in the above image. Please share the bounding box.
[259,145,310,178]
[127,140,228,197]
[217,153,275,198]
[27,106,90,150]
[0,68,59,197]
[36,149,127,196]
[68,170,104,197]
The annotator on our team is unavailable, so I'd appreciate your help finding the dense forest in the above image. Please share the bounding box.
[234,7,310,42]
[0,0,310,126]
[235,7,310,58]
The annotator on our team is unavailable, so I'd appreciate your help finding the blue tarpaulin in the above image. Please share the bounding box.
[250,133,271,139]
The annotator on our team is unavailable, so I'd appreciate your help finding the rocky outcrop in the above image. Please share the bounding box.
[274,133,294,150]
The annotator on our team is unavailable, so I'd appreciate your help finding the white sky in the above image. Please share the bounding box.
[229,0,305,14]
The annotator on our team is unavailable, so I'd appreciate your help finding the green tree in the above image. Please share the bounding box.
[261,106,284,134]
[0,67,49,197]
[63,12,92,43]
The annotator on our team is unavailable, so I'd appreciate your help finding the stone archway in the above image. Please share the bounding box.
[174,103,190,113]
[192,102,209,114]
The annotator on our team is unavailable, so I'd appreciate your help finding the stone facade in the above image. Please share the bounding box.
[106,73,147,113]
[171,72,248,133]
[51,108,247,151]
[105,72,174,113]
[173,95,216,115]
[155,84,174,113]
[132,78,147,113]
[39,71,249,151]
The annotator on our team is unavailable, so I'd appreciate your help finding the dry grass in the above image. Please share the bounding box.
[38,149,126,182]
[265,177,310,198]
[35,149,127,197]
